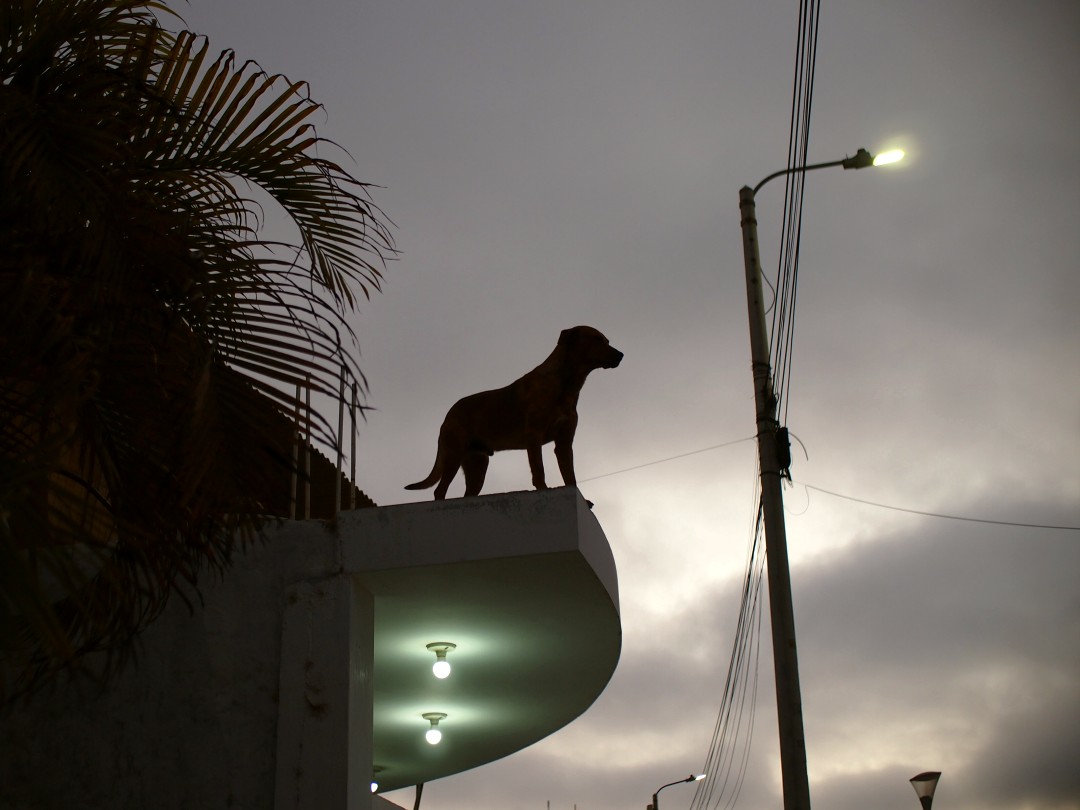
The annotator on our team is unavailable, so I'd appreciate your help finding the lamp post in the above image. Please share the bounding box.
[649,773,706,810]
[910,771,942,810]
[738,147,902,810]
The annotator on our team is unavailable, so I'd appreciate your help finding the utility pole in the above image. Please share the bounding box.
[737,147,901,810]
[739,182,812,810]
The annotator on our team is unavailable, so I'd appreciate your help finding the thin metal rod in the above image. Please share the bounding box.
[350,381,358,510]
[290,383,300,521]
[753,158,842,194]
[304,378,311,520]
[335,365,345,519]
[652,775,698,810]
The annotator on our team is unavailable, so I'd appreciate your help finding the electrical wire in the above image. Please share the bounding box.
[690,495,767,810]
[797,482,1080,531]
[575,434,1079,531]
[681,7,824,794]
[576,437,755,483]
[771,0,821,429]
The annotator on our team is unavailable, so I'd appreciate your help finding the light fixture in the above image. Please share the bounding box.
[426,642,456,679]
[873,148,906,166]
[910,771,942,810]
[370,782,378,793]
[841,148,875,170]
[838,147,905,171]
[650,773,706,810]
[422,712,447,745]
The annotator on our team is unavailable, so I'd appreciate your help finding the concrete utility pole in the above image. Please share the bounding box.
[739,180,813,810]
[738,148,902,810]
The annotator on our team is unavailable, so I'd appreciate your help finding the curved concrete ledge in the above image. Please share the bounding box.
[342,487,621,791]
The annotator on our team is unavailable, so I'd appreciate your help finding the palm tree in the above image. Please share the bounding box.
[0,0,394,698]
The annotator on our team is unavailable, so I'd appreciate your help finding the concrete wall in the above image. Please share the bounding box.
[0,518,385,810]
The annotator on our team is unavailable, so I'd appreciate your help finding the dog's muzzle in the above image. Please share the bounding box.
[604,349,624,368]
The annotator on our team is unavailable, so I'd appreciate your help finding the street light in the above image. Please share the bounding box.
[649,773,706,810]
[910,771,942,810]
[874,148,905,166]
[738,148,901,810]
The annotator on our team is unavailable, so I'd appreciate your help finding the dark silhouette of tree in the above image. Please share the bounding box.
[0,0,394,697]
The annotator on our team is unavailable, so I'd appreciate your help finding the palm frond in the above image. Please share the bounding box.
[1,0,395,699]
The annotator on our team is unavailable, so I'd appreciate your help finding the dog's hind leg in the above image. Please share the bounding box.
[526,444,549,490]
[462,452,490,497]
[433,452,462,500]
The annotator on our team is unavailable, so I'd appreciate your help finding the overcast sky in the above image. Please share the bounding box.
[183,2,1080,809]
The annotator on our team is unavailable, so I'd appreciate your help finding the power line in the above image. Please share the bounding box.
[579,440,1080,532]
[577,437,755,482]
[772,0,822,428]
[797,482,1080,532]
[691,498,767,810]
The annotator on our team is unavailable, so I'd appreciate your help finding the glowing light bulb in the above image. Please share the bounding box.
[427,642,456,679]
[422,712,447,745]
[873,149,905,166]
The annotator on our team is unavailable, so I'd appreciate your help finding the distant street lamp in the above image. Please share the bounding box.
[649,773,706,810]
[739,147,903,810]
[910,771,942,810]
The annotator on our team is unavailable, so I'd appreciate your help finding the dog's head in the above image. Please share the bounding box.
[559,325,624,369]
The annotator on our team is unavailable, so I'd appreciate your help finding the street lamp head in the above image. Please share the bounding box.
[873,148,905,166]
[841,148,874,170]
[839,147,905,170]
[652,773,707,810]
[750,145,907,193]
[910,771,942,810]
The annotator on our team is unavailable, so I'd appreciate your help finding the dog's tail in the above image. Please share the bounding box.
[404,455,441,491]
[404,473,437,491]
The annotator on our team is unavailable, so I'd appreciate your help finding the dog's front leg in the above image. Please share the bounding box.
[527,444,548,490]
[554,439,576,487]
[553,418,577,487]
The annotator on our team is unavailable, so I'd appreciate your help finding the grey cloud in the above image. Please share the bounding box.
[170,3,1080,809]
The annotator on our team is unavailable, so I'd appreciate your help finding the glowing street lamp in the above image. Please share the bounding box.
[873,148,905,166]
[910,771,942,810]
[738,147,902,810]
[649,773,705,810]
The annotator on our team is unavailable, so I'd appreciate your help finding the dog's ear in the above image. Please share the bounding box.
[558,327,576,346]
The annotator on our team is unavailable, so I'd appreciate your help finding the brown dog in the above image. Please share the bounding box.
[405,326,623,499]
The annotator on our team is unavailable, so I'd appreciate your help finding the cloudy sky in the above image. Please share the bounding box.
[183,2,1079,809]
